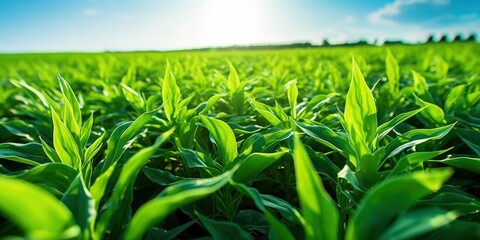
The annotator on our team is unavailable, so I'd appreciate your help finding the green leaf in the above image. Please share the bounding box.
[61,174,96,232]
[285,79,298,119]
[262,196,303,227]
[90,162,116,211]
[293,134,339,240]
[147,220,196,240]
[228,62,240,94]
[0,176,79,239]
[435,56,449,78]
[143,166,185,186]
[124,169,234,240]
[8,163,77,195]
[388,148,452,178]
[265,212,295,240]
[62,95,81,138]
[51,108,81,169]
[240,133,266,155]
[196,93,227,115]
[434,157,480,174]
[95,128,174,239]
[338,165,365,191]
[344,58,377,167]
[230,182,295,240]
[456,129,480,156]
[385,123,455,159]
[0,119,38,141]
[444,85,465,114]
[84,132,105,163]
[386,49,400,93]
[412,71,428,95]
[80,113,94,148]
[200,115,238,165]
[231,180,302,225]
[58,74,82,127]
[250,98,282,126]
[233,151,286,183]
[197,212,254,240]
[345,168,453,240]
[101,109,157,172]
[377,107,426,139]
[421,186,480,215]
[40,137,62,163]
[180,148,212,169]
[378,207,458,240]
[10,80,49,107]
[425,221,480,239]
[413,94,445,124]
[295,121,353,157]
[274,101,289,122]
[162,61,181,121]
[455,112,480,128]
[179,148,223,176]
[0,142,50,166]
[121,82,145,112]
[228,63,245,115]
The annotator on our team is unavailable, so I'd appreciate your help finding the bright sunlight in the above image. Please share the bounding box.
[195,0,271,46]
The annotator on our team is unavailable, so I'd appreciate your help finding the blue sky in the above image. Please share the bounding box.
[0,0,478,52]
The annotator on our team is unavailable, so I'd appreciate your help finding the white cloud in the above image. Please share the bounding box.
[368,0,449,26]
[83,8,98,16]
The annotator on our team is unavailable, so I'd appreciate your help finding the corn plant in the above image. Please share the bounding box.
[1,42,479,239]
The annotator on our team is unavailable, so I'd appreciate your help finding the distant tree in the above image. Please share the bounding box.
[383,40,404,45]
[426,34,435,43]
[438,34,448,42]
[466,33,477,42]
[322,39,330,46]
[356,40,369,45]
[453,34,463,42]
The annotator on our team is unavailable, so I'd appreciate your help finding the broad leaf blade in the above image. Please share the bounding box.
[101,109,157,172]
[434,157,480,174]
[0,176,79,239]
[230,182,295,240]
[293,134,339,240]
[377,107,425,139]
[0,142,50,166]
[385,123,455,159]
[378,207,457,240]
[233,151,286,183]
[295,121,353,157]
[8,163,77,194]
[94,128,174,239]
[58,74,82,127]
[200,115,238,165]
[162,62,181,121]
[344,58,377,166]
[125,169,234,239]
[250,98,282,126]
[345,168,453,240]
[51,108,81,169]
[61,174,96,232]
[197,212,254,240]
[386,49,399,93]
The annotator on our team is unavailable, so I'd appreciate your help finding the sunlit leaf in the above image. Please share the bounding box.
[345,168,453,240]
[294,134,339,240]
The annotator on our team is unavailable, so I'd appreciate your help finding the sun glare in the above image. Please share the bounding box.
[196,0,270,46]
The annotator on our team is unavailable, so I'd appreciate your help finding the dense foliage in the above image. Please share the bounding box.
[0,43,479,239]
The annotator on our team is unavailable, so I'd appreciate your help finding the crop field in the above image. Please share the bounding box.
[0,42,479,239]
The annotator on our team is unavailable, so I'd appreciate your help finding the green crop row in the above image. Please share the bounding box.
[0,43,479,239]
